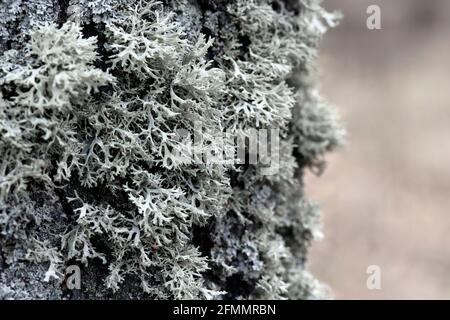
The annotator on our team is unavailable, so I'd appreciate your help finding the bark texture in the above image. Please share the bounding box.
[0,0,344,299]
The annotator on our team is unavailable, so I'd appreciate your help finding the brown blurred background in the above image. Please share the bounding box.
[307,0,450,299]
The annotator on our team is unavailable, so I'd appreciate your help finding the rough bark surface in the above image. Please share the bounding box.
[0,0,344,299]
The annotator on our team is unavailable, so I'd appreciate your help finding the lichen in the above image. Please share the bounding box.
[0,0,344,299]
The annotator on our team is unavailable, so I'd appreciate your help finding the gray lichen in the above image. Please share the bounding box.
[0,0,344,299]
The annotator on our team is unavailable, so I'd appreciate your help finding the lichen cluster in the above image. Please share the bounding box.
[0,0,344,299]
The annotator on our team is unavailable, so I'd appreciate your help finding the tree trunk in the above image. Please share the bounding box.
[0,0,344,299]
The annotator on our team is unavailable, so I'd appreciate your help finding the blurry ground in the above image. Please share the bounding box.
[307,0,450,299]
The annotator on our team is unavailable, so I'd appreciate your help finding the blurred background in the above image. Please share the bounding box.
[307,0,450,299]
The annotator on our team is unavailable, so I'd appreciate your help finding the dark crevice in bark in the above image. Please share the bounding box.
[224,273,256,299]
[54,184,76,222]
[197,0,249,62]
[81,21,110,72]
[0,247,6,271]
[197,0,219,62]
[192,221,215,258]
[57,0,70,26]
